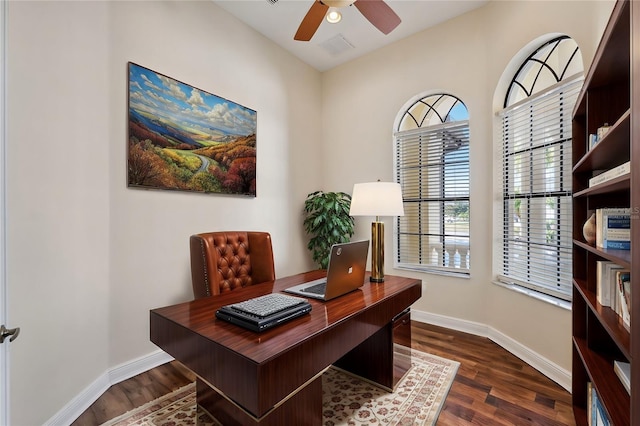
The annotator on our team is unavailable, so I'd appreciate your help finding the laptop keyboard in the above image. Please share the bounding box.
[303,282,327,295]
[229,293,307,318]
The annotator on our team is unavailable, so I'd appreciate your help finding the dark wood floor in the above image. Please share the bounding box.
[72,322,575,425]
[415,323,574,426]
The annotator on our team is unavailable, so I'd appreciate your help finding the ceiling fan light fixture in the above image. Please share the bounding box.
[295,0,400,42]
[326,7,342,24]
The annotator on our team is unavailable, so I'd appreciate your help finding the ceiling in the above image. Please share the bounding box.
[212,0,489,72]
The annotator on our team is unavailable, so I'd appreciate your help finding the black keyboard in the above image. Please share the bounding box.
[229,293,307,318]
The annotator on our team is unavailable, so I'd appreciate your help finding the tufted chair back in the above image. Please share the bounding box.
[189,231,276,299]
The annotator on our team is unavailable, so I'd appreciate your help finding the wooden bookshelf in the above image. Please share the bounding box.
[571,0,638,424]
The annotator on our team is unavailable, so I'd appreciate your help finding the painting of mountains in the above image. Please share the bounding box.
[127,62,257,196]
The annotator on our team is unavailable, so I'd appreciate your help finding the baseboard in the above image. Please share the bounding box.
[410,309,571,392]
[487,326,571,392]
[107,349,173,385]
[43,373,111,426]
[411,309,489,337]
[44,350,173,426]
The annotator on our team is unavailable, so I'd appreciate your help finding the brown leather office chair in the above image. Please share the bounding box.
[189,231,276,299]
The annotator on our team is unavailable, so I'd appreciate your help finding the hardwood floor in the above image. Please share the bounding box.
[416,323,575,426]
[72,322,574,425]
[72,361,196,425]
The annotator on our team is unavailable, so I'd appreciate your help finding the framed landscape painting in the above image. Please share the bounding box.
[127,62,257,196]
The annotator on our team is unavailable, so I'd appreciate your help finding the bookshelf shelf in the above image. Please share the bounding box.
[573,174,630,198]
[573,109,630,174]
[573,277,631,359]
[571,1,638,424]
[573,240,631,268]
[574,338,630,425]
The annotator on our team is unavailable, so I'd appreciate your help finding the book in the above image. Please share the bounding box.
[603,228,631,249]
[591,387,600,425]
[596,261,624,308]
[596,261,609,307]
[616,270,631,330]
[603,228,630,240]
[614,360,631,394]
[589,161,630,187]
[587,382,593,425]
[595,400,611,426]
[596,208,631,249]
[590,387,611,426]
[597,123,611,140]
[603,240,631,250]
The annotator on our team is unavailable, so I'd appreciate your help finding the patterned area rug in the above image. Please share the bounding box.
[101,348,459,426]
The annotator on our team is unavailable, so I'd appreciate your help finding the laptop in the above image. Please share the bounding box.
[216,293,312,333]
[285,240,369,301]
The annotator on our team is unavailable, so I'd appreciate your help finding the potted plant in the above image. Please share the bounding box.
[303,191,355,269]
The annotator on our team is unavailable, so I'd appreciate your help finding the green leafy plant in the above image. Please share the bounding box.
[303,191,355,269]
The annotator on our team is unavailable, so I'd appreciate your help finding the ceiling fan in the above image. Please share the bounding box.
[294,0,401,41]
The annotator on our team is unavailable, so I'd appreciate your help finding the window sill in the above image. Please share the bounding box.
[395,264,470,279]
[492,280,571,311]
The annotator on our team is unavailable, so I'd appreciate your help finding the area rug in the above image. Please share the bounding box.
[101,348,459,426]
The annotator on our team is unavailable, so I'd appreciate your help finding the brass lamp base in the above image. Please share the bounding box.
[370,221,385,282]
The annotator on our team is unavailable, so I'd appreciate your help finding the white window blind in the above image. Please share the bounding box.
[395,120,470,274]
[499,75,582,301]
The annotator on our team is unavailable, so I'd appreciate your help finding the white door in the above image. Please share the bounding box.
[0,0,6,420]
[0,2,18,424]
[0,0,7,422]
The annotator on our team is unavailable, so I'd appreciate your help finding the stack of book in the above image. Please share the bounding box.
[588,161,630,187]
[596,261,631,330]
[595,207,630,250]
[586,124,611,151]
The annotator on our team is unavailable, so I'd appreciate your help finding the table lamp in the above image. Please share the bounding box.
[349,181,404,282]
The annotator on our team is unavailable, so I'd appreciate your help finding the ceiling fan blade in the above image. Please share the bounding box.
[353,0,401,35]
[294,1,330,41]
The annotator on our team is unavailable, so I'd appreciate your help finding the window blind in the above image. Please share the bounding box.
[499,75,582,301]
[395,120,470,274]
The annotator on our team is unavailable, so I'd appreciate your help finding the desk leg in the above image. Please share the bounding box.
[334,310,412,391]
[334,322,395,390]
[196,376,322,426]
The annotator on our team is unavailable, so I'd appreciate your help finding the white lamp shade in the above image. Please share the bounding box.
[349,182,404,217]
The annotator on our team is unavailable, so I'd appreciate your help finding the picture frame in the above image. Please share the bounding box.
[127,62,257,196]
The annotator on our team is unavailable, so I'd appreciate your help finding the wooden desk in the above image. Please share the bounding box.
[150,271,421,425]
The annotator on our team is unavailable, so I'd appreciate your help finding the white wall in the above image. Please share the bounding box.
[321,0,614,378]
[6,2,111,424]
[105,0,322,368]
[6,1,322,424]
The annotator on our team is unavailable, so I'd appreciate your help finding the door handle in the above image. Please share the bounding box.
[0,324,20,343]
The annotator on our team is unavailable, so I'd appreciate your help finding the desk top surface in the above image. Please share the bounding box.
[150,271,421,363]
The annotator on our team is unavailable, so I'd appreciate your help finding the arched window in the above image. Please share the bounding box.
[504,36,583,107]
[498,36,583,301]
[394,94,470,275]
